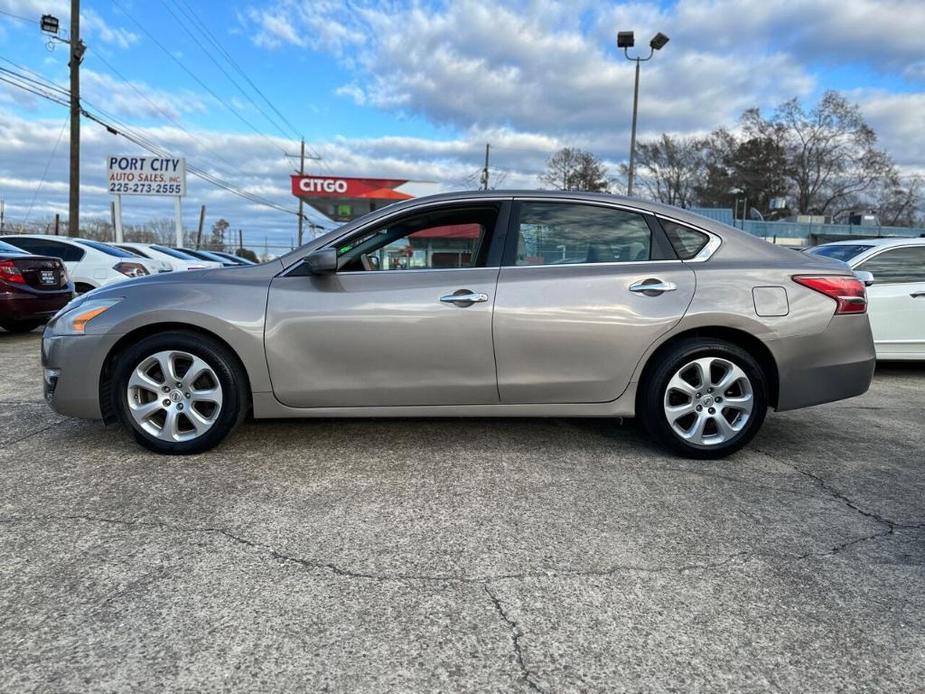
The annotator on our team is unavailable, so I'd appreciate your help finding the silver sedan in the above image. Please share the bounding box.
[41,191,875,458]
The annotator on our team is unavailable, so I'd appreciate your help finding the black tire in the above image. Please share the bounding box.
[639,338,768,460]
[0,319,43,333]
[112,331,249,455]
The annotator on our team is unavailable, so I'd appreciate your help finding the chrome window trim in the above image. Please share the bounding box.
[502,259,684,271]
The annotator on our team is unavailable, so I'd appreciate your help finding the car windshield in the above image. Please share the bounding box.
[807,244,874,263]
[0,240,27,254]
[151,245,199,260]
[74,239,139,258]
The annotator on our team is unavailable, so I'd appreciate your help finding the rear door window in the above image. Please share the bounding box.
[510,202,651,266]
[4,238,85,261]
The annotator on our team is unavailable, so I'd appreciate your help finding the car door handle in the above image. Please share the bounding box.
[629,279,677,294]
[910,291,925,298]
[440,290,489,306]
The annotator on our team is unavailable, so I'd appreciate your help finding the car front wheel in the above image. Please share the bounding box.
[112,331,248,454]
[639,338,768,459]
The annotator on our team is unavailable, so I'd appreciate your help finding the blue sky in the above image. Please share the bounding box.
[1,0,923,250]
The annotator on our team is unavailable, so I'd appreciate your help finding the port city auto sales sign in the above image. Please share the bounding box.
[107,156,186,196]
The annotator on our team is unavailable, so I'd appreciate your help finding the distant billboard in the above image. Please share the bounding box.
[107,155,186,196]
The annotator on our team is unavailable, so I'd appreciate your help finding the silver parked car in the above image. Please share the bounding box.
[41,192,875,458]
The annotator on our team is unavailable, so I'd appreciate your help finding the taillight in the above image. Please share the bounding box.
[0,259,26,284]
[793,275,867,314]
[114,262,149,278]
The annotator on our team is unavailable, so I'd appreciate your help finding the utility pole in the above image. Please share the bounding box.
[67,0,84,236]
[0,199,4,232]
[286,138,321,247]
[297,138,305,246]
[480,144,490,190]
[195,205,206,249]
[237,229,243,251]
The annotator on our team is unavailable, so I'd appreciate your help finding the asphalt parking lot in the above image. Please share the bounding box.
[1,329,924,693]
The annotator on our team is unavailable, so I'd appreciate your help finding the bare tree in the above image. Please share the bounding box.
[540,148,609,192]
[743,92,895,217]
[876,174,923,227]
[624,134,703,207]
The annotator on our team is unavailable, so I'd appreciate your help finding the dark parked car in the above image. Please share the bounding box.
[0,240,74,333]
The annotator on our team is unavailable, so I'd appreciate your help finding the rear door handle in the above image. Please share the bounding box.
[629,279,677,295]
[440,290,488,306]
[910,291,925,298]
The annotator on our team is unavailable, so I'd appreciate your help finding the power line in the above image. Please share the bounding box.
[86,48,243,174]
[23,117,69,224]
[110,0,290,158]
[0,8,31,23]
[0,65,300,217]
[162,0,298,143]
[174,0,302,141]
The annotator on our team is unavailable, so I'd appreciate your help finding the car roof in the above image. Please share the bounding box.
[818,237,925,248]
[1,234,82,245]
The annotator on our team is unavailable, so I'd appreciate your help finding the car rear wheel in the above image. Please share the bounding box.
[639,338,768,459]
[112,331,248,454]
[0,319,43,333]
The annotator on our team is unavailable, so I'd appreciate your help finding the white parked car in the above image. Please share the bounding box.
[807,237,925,359]
[112,242,222,271]
[0,235,165,294]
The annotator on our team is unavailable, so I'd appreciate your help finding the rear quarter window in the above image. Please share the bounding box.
[660,220,709,260]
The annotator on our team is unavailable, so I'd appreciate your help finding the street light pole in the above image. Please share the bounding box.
[627,57,641,197]
[618,31,669,198]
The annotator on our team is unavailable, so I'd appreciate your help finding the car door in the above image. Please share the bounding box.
[265,201,509,408]
[855,245,925,358]
[492,199,696,404]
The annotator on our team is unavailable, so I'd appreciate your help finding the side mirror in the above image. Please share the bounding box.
[305,248,338,274]
[854,270,874,287]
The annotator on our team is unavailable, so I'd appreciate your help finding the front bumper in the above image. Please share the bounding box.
[772,314,876,411]
[41,332,119,419]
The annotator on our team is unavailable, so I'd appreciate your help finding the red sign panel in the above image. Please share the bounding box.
[291,175,413,199]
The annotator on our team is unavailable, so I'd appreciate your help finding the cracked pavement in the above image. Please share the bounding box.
[1,329,924,692]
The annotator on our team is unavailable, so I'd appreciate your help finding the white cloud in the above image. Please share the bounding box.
[81,70,208,122]
[245,0,817,155]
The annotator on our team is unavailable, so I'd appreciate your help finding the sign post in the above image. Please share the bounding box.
[114,194,124,242]
[106,155,187,245]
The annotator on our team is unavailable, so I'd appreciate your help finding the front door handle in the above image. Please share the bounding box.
[440,290,489,306]
[910,291,925,298]
[629,279,677,295]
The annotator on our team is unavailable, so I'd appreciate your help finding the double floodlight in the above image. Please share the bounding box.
[40,14,59,34]
[617,30,670,51]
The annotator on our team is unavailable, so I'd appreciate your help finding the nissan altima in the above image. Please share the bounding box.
[41,192,875,458]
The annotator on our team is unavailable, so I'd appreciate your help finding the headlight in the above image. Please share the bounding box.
[50,298,122,335]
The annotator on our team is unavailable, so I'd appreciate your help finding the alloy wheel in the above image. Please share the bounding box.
[663,356,754,446]
[126,350,223,442]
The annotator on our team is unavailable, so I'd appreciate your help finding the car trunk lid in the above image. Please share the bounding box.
[10,256,69,290]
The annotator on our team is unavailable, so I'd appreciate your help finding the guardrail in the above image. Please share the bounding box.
[738,220,925,240]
